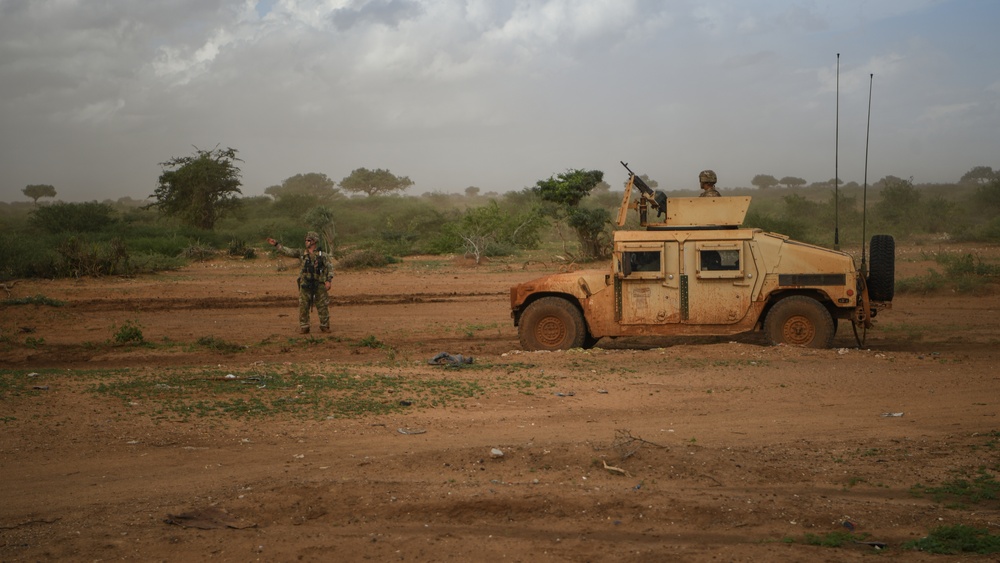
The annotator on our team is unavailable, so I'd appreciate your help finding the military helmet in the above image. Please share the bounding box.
[305,231,320,242]
[699,170,718,184]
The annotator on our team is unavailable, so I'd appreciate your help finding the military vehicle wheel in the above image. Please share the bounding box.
[764,296,835,348]
[519,297,586,351]
[867,234,895,302]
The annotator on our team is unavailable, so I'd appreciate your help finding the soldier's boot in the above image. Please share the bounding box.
[320,326,331,333]
[299,326,310,334]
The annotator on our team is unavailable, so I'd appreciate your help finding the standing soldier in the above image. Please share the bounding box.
[267,232,334,334]
[699,170,721,197]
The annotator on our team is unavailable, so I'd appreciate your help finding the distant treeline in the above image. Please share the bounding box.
[2,176,999,280]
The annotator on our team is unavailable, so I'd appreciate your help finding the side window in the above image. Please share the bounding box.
[697,243,743,279]
[700,249,740,271]
[621,249,663,278]
[629,251,661,273]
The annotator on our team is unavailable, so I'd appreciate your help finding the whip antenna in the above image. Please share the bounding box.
[861,73,873,275]
[834,53,840,251]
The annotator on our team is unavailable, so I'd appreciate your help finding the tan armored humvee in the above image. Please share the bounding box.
[510,169,894,350]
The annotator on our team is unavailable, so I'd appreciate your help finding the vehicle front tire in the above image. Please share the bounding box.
[518,297,587,351]
[764,296,835,348]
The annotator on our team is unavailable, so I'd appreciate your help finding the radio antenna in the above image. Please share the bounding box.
[834,53,840,251]
[861,73,873,276]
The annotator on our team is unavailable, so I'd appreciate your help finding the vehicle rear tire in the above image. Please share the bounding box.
[867,234,895,302]
[764,295,835,348]
[519,297,587,351]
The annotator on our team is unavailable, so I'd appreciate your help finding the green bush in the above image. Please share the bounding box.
[337,248,398,270]
[30,201,118,233]
[112,320,144,345]
[744,210,810,241]
[128,252,186,273]
[905,525,1000,554]
[56,236,132,277]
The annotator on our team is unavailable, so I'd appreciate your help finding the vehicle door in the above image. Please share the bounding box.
[685,241,757,324]
[616,242,681,325]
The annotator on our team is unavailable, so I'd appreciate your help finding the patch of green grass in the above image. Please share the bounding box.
[898,253,1000,295]
[24,336,45,348]
[801,530,859,548]
[89,366,487,420]
[904,524,1000,554]
[195,336,245,354]
[910,468,1000,507]
[355,335,387,349]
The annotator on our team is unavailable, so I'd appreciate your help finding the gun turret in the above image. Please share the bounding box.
[619,161,666,226]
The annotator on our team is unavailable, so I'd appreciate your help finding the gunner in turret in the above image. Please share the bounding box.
[699,170,721,197]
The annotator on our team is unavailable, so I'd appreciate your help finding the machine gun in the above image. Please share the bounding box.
[617,161,667,226]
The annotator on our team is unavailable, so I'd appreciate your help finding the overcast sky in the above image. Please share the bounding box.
[1,0,997,202]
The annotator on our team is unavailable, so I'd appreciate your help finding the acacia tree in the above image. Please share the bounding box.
[532,169,609,259]
[961,165,995,185]
[340,168,413,197]
[264,172,339,200]
[779,176,807,188]
[751,174,779,189]
[151,146,243,230]
[23,184,57,205]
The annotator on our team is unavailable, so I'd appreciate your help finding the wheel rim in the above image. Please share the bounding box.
[535,315,567,347]
[782,314,815,346]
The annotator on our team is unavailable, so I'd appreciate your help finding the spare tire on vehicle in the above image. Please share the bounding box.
[867,234,895,302]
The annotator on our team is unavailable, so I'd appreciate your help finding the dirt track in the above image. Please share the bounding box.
[1,252,999,561]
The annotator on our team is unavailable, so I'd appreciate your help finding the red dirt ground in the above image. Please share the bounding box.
[1,247,999,562]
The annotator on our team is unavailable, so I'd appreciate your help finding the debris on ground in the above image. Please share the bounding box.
[428,352,474,366]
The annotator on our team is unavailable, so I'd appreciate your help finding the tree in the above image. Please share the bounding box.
[751,175,779,189]
[960,165,995,185]
[150,146,243,230]
[433,201,546,264]
[874,175,905,189]
[340,168,414,197]
[874,176,920,231]
[532,169,604,208]
[23,184,56,205]
[779,176,807,188]
[532,169,609,259]
[464,186,481,197]
[264,173,339,200]
[975,177,1000,214]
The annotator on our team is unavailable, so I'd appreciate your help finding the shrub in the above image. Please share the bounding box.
[112,320,144,345]
[337,248,397,270]
[905,524,1000,554]
[30,201,118,233]
[227,238,256,259]
[181,242,217,261]
[56,236,132,277]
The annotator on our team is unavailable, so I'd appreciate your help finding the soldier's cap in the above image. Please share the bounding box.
[305,231,320,242]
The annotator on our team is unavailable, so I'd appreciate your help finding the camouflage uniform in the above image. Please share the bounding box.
[275,235,334,333]
[698,169,721,197]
